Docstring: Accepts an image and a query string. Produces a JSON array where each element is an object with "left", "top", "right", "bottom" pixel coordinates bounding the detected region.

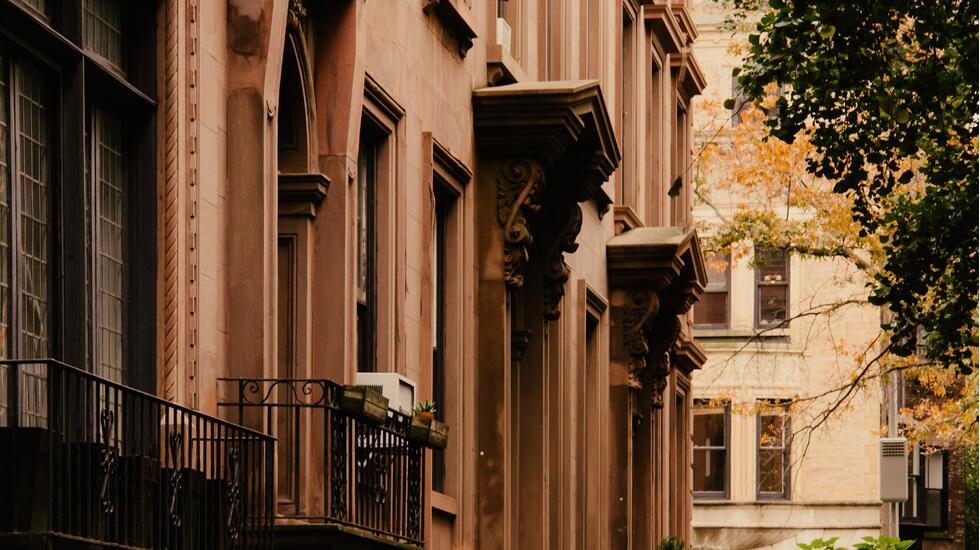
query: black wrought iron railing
[
  {"left": 0, "top": 359, "right": 275, "bottom": 549},
  {"left": 218, "top": 378, "right": 425, "bottom": 546}
]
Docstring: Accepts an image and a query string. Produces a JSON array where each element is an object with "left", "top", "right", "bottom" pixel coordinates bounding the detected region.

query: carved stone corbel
[
  {"left": 647, "top": 315, "right": 682, "bottom": 409},
  {"left": 542, "top": 201, "right": 583, "bottom": 320},
  {"left": 497, "top": 159, "right": 546, "bottom": 288},
  {"left": 623, "top": 290, "right": 660, "bottom": 391}
]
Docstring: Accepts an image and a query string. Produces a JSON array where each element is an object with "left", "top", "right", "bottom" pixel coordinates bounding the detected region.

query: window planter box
[
  {"left": 339, "top": 386, "right": 389, "bottom": 425},
  {"left": 408, "top": 414, "right": 449, "bottom": 450}
]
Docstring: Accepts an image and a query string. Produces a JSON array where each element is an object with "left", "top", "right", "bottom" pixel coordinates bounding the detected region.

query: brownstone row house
[{"left": 0, "top": 1, "right": 707, "bottom": 549}]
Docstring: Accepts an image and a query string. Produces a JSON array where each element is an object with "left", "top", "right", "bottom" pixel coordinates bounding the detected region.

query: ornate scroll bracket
[
  {"left": 648, "top": 315, "right": 682, "bottom": 409},
  {"left": 497, "top": 159, "right": 546, "bottom": 288},
  {"left": 623, "top": 290, "right": 660, "bottom": 391},
  {"left": 542, "top": 201, "right": 583, "bottom": 320}
]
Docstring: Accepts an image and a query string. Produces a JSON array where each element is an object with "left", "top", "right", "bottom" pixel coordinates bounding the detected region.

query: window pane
[
  {"left": 694, "top": 412, "right": 725, "bottom": 447},
  {"left": 0, "top": 56, "right": 9, "bottom": 360},
  {"left": 705, "top": 263, "right": 729, "bottom": 289},
  {"left": 83, "top": 0, "right": 124, "bottom": 69},
  {"left": 95, "top": 110, "right": 126, "bottom": 383},
  {"left": 694, "top": 449, "right": 726, "bottom": 493},
  {"left": 694, "top": 291, "right": 728, "bottom": 327},
  {"left": 17, "top": 61, "right": 50, "bottom": 360},
  {"left": 759, "top": 414, "right": 785, "bottom": 447},
  {"left": 758, "top": 449, "right": 784, "bottom": 493},
  {"left": 758, "top": 249, "right": 787, "bottom": 283},
  {"left": 758, "top": 285, "right": 787, "bottom": 327}
]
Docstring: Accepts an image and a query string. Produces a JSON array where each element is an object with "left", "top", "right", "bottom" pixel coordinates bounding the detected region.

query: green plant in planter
[
  {"left": 409, "top": 401, "right": 449, "bottom": 450},
  {"left": 657, "top": 536, "right": 684, "bottom": 550},
  {"left": 414, "top": 401, "right": 438, "bottom": 417}
]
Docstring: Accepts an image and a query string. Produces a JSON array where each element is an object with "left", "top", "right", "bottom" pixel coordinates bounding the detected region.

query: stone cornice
[
  {"left": 473, "top": 80, "right": 621, "bottom": 194},
  {"left": 671, "top": 1, "right": 699, "bottom": 44},
  {"left": 671, "top": 335, "right": 707, "bottom": 375},
  {"left": 643, "top": 3, "right": 684, "bottom": 55},
  {"left": 671, "top": 51, "right": 708, "bottom": 104},
  {"left": 607, "top": 226, "right": 698, "bottom": 290}
]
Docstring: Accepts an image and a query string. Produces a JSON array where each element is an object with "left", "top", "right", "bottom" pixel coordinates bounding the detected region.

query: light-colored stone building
[
  {"left": 689, "top": 2, "right": 883, "bottom": 550},
  {"left": 0, "top": 1, "right": 713, "bottom": 549}
]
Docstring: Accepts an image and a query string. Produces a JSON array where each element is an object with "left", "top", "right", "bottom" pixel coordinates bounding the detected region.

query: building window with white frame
[{"left": 694, "top": 254, "right": 730, "bottom": 329}]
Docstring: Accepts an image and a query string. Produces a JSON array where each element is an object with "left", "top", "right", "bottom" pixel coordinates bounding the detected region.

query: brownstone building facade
[{"left": 0, "top": 1, "right": 707, "bottom": 549}]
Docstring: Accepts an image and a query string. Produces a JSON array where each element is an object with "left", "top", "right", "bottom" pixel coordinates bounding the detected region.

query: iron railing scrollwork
[
  {"left": 219, "top": 377, "right": 425, "bottom": 547},
  {"left": 0, "top": 359, "right": 274, "bottom": 549}
]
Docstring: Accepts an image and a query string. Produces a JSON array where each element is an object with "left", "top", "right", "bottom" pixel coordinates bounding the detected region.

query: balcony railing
[
  {"left": 218, "top": 378, "right": 425, "bottom": 546},
  {"left": 0, "top": 359, "right": 274, "bottom": 549}
]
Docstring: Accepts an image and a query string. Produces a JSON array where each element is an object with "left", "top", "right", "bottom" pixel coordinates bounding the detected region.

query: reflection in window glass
[
  {"left": 756, "top": 248, "right": 789, "bottom": 329},
  {"left": 83, "top": 0, "right": 124, "bottom": 68},
  {"left": 758, "top": 406, "right": 790, "bottom": 499},
  {"left": 94, "top": 110, "right": 126, "bottom": 383},
  {"left": 694, "top": 405, "right": 728, "bottom": 497}
]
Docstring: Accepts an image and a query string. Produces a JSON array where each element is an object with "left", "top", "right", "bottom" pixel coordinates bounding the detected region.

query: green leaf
[
  {"left": 668, "top": 176, "right": 683, "bottom": 198},
  {"left": 818, "top": 24, "right": 836, "bottom": 39},
  {"left": 724, "top": 98, "right": 736, "bottom": 110}
]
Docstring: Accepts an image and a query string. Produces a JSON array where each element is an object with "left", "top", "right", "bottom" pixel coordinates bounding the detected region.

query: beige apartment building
[
  {"left": 688, "top": 3, "right": 883, "bottom": 550},
  {"left": 0, "top": 1, "right": 711, "bottom": 549}
]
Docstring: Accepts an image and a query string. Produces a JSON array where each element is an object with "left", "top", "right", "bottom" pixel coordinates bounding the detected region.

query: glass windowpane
[{"left": 83, "top": 0, "right": 125, "bottom": 69}]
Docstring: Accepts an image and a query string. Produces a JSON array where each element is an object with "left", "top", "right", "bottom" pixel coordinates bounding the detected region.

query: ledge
[
  {"left": 613, "top": 205, "right": 643, "bottom": 235},
  {"left": 473, "top": 79, "right": 621, "bottom": 196},
  {"left": 274, "top": 522, "right": 421, "bottom": 549},
  {"left": 486, "top": 44, "right": 526, "bottom": 86},
  {"left": 606, "top": 226, "right": 706, "bottom": 300},
  {"left": 671, "top": 51, "right": 707, "bottom": 104},
  {"left": 672, "top": 335, "right": 707, "bottom": 374},
  {"left": 422, "top": 0, "right": 478, "bottom": 57},
  {"left": 671, "top": 1, "right": 699, "bottom": 43},
  {"left": 279, "top": 172, "right": 330, "bottom": 218},
  {"left": 644, "top": 4, "right": 684, "bottom": 55}
]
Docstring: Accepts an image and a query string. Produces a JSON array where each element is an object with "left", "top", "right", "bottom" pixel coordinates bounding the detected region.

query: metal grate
[{"left": 881, "top": 438, "right": 907, "bottom": 457}]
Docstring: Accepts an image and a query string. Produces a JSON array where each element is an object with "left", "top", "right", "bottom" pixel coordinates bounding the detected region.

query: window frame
[
  {"left": 754, "top": 247, "right": 790, "bottom": 330},
  {"left": 0, "top": 0, "right": 158, "bottom": 391},
  {"left": 694, "top": 254, "right": 731, "bottom": 329},
  {"left": 756, "top": 402, "right": 791, "bottom": 501},
  {"left": 693, "top": 400, "right": 731, "bottom": 500}
]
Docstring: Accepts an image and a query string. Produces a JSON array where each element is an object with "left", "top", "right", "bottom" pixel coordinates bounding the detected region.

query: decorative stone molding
[
  {"left": 671, "top": 51, "right": 708, "bottom": 106},
  {"left": 671, "top": 335, "right": 707, "bottom": 376},
  {"left": 511, "top": 329, "right": 533, "bottom": 361},
  {"left": 541, "top": 201, "right": 583, "bottom": 319},
  {"left": 643, "top": 3, "right": 684, "bottom": 55},
  {"left": 647, "top": 315, "right": 682, "bottom": 409},
  {"left": 497, "top": 159, "right": 546, "bottom": 288},
  {"left": 475, "top": 80, "right": 621, "bottom": 319},
  {"left": 608, "top": 226, "right": 707, "bottom": 398},
  {"left": 422, "top": 0, "right": 478, "bottom": 57},
  {"left": 623, "top": 290, "right": 660, "bottom": 390},
  {"left": 278, "top": 173, "right": 330, "bottom": 219}
]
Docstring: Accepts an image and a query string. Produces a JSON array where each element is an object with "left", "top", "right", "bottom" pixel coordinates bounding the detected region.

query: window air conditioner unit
[
  {"left": 880, "top": 437, "right": 909, "bottom": 502},
  {"left": 354, "top": 372, "right": 417, "bottom": 415},
  {"left": 496, "top": 17, "right": 512, "bottom": 53}
]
